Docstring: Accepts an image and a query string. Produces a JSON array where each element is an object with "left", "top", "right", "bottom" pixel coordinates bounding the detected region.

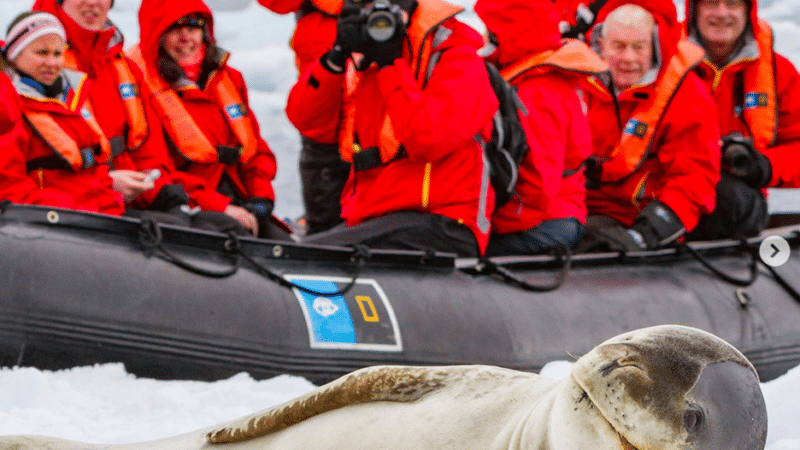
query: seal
[{"left": 0, "top": 325, "right": 767, "bottom": 450}]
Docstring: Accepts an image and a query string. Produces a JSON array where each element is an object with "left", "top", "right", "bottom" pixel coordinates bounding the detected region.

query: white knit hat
[{"left": 4, "top": 12, "right": 66, "bottom": 62}]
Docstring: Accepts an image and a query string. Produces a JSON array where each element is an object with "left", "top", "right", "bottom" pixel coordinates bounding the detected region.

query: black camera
[
  {"left": 721, "top": 132, "right": 755, "bottom": 178},
  {"left": 357, "top": 0, "right": 403, "bottom": 43}
]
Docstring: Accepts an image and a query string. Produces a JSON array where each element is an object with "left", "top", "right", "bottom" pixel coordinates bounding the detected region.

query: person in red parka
[
  {"left": 129, "top": 0, "right": 289, "bottom": 239},
  {"left": 576, "top": 0, "right": 721, "bottom": 252},
  {"left": 258, "top": 0, "right": 350, "bottom": 235},
  {"left": 32, "top": 0, "right": 195, "bottom": 218},
  {"left": 286, "top": 0, "right": 498, "bottom": 257},
  {"left": 474, "top": 0, "right": 607, "bottom": 255},
  {"left": 684, "top": 0, "right": 800, "bottom": 240},
  {"left": 0, "top": 12, "right": 125, "bottom": 215}
]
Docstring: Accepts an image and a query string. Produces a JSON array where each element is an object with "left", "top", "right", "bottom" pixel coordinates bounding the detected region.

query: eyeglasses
[{"left": 697, "top": 0, "right": 747, "bottom": 9}]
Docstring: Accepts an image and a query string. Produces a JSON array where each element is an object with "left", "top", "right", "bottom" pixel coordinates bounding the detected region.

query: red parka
[
  {"left": 0, "top": 70, "right": 125, "bottom": 215},
  {"left": 286, "top": 0, "right": 498, "bottom": 253},
  {"left": 582, "top": 0, "right": 720, "bottom": 231},
  {"left": 685, "top": 0, "right": 800, "bottom": 188},
  {"left": 132, "top": 0, "right": 278, "bottom": 213},
  {"left": 257, "top": 0, "right": 337, "bottom": 75},
  {"left": 475, "top": 0, "right": 605, "bottom": 234},
  {"left": 32, "top": 0, "right": 179, "bottom": 210}
]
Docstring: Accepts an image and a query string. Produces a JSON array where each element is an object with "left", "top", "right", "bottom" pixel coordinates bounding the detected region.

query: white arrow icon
[{"left": 759, "top": 236, "right": 790, "bottom": 267}]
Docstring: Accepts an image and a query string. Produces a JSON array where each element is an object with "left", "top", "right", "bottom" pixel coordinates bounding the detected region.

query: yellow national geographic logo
[{"left": 356, "top": 296, "right": 380, "bottom": 322}]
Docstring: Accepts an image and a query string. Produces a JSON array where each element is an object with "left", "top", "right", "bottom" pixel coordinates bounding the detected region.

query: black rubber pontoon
[{"left": 2, "top": 203, "right": 800, "bottom": 383}]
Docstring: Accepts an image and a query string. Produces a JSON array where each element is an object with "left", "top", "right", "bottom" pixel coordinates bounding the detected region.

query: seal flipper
[{"left": 206, "top": 366, "right": 450, "bottom": 444}]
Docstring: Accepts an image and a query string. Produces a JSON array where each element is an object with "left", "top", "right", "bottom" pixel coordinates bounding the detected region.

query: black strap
[
  {"left": 109, "top": 136, "right": 126, "bottom": 158},
  {"left": 679, "top": 239, "right": 758, "bottom": 287},
  {"left": 138, "top": 219, "right": 242, "bottom": 278},
  {"left": 216, "top": 145, "right": 242, "bottom": 165},
  {"left": 352, "top": 145, "right": 408, "bottom": 172},
  {"left": 235, "top": 243, "right": 370, "bottom": 297},
  {"left": 476, "top": 246, "right": 571, "bottom": 292}
]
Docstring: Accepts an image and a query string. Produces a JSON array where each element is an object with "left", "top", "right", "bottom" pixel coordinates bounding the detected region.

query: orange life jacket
[
  {"left": 24, "top": 106, "right": 112, "bottom": 171},
  {"left": 338, "top": 0, "right": 464, "bottom": 171},
  {"left": 127, "top": 46, "right": 259, "bottom": 165},
  {"left": 739, "top": 19, "right": 778, "bottom": 149},
  {"left": 499, "top": 39, "right": 608, "bottom": 82},
  {"left": 63, "top": 49, "right": 148, "bottom": 152},
  {"left": 592, "top": 39, "right": 705, "bottom": 184}
]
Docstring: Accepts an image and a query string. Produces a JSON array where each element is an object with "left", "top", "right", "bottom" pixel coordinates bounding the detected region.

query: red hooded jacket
[
  {"left": 0, "top": 70, "right": 125, "bottom": 215},
  {"left": 685, "top": 0, "right": 800, "bottom": 188},
  {"left": 32, "top": 0, "right": 180, "bottom": 210},
  {"left": 286, "top": 0, "right": 498, "bottom": 253},
  {"left": 475, "top": 0, "right": 606, "bottom": 234},
  {"left": 582, "top": 0, "right": 720, "bottom": 231},
  {"left": 131, "top": 0, "right": 278, "bottom": 213},
  {"left": 258, "top": 0, "right": 337, "bottom": 75}
]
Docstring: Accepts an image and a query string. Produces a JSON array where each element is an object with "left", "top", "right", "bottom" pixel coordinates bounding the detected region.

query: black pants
[
  {"left": 299, "top": 137, "right": 351, "bottom": 235},
  {"left": 302, "top": 211, "right": 480, "bottom": 257},
  {"left": 688, "top": 174, "right": 768, "bottom": 241}
]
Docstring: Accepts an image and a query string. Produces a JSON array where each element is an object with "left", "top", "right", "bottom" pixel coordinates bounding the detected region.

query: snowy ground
[{"left": 1, "top": 0, "right": 800, "bottom": 447}]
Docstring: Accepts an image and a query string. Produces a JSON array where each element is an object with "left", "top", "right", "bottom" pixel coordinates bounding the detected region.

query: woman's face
[
  {"left": 61, "top": 0, "right": 113, "bottom": 31},
  {"left": 12, "top": 34, "right": 65, "bottom": 86},
  {"left": 162, "top": 26, "right": 204, "bottom": 64}
]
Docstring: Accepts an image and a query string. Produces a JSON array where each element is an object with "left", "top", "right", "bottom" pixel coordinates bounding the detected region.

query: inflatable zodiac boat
[{"left": 2, "top": 202, "right": 800, "bottom": 383}]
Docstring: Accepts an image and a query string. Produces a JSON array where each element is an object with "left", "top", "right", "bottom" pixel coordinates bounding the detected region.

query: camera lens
[{"left": 366, "top": 10, "right": 397, "bottom": 42}]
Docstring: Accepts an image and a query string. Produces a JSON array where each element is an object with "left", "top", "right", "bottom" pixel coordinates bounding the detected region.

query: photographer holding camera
[
  {"left": 684, "top": 0, "right": 800, "bottom": 240},
  {"left": 286, "top": 0, "right": 499, "bottom": 256}
]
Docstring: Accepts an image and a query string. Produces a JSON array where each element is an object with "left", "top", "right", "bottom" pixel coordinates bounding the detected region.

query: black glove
[
  {"left": 721, "top": 132, "right": 772, "bottom": 189},
  {"left": 361, "top": 4, "right": 406, "bottom": 68},
  {"left": 244, "top": 197, "right": 274, "bottom": 237},
  {"left": 149, "top": 184, "right": 190, "bottom": 212},
  {"left": 324, "top": 3, "right": 366, "bottom": 73},
  {"left": 629, "top": 199, "right": 685, "bottom": 249},
  {"left": 589, "top": 225, "right": 648, "bottom": 252}
]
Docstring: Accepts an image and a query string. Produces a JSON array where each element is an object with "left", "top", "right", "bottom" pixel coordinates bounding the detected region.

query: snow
[{"left": 1, "top": 0, "right": 800, "bottom": 447}]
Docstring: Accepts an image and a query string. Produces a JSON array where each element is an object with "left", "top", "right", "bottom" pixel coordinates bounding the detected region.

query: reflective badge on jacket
[
  {"left": 623, "top": 119, "right": 648, "bottom": 139},
  {"left": 119, "top": 83, "right": 137, "bottom": 100},
  {"left": 226, "top": 103, "right": 248, "bottom": 120},
  {"left": 744, "top": 92, "right": 769, "bottom": 109}
]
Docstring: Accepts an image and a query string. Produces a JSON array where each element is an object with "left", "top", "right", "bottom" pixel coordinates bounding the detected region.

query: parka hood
[
  {"left": 137, "top": 0, "right": 215, "bottom": 69},
  {"left": 591, "top": 0, "right": 680, "bottom": 67},
  {"left": 474, "top": 0, "right": 561, "bottom": 67},
  {"left": 32, "top": 0, "right": 124, "bottom": 59}
]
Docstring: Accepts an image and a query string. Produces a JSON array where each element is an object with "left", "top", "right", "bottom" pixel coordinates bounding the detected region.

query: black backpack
[{"left": 482, "top": 61, "right": 530, "bottom": 210}]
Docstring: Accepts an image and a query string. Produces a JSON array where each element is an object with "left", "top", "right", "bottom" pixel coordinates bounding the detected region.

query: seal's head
[{"left": 571, "top": 325, "right": 767, "bottom": 450}]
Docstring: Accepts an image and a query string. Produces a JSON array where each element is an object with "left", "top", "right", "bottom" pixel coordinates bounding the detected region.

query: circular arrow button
[{"left": 759, "top": 236, "right": 790, "bottom": 267}]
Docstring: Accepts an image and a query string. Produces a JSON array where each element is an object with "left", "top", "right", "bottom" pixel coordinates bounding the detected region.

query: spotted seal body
[{"left": 0, "top": 325, "right": 767, "bottom": 450}]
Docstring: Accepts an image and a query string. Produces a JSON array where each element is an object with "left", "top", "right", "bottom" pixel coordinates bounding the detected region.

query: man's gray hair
[{"left": 601, "top": 3, "right": 655, "bottom": 37}]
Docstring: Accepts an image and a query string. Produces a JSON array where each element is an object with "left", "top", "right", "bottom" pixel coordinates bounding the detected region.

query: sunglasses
[{"left": 172, "top": 15, "right": 206, "bottom": 29}]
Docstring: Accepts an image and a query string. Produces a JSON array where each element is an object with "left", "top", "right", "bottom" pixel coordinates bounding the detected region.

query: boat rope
[
  {"left": 476, "top": 246, "right": 571, "bottom": 292},
  {"left": 679, "top": 239, "right": 758, "bottom": 287},
  {"left": 762, "top": 263, "right": 800, "bottom": 304},
  {"left": 234, "top": 244, "right": 370, "bottom": 297},
  {"left": 137, "top": 219, "right": 242, "bottom": 278}
]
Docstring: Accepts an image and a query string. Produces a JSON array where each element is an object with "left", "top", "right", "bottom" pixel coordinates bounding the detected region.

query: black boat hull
[{"left": 2, "top": 204, "right": 800, "bottom": 383}]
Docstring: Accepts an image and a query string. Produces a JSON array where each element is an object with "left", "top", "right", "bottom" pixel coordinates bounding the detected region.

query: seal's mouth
[
  {"left": 619, "top": 433, "right": 640, "bottom": 450},
  {"left": 572, "top": 377, "right": 642, "bottom": 450}
]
